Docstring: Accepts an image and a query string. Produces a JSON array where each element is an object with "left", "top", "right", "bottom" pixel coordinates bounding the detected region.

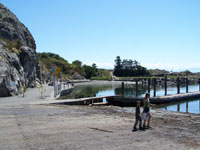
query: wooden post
[
  {"left": 153, "top": 78, "right": 156, "bottom": 97},
  {"left": 136, "top": 79, "right": 138, "bottom": 97},
  {"left": 177, "top": 104, "right": 180, "bottom": 112},
  {"left": 177, "top": 77, "right": 180, "bottom": 94},
  {"left": 199, "top": 100, "right": 200, "bottom": 112},
  {"left": 186, "top": 102, "right": 188, "bottom": 113},
  {"left": 199, "top": 78, "right": 200, "bottom": 91},
  {"left": 186, "top": 78, "right": 189, "bottom": 93},
  {"left": 121, "top": 82, "right": 124, "bottom": 97},
  {"left": 164, "top": 76, "right": 167, "bottom": 96},
  {"left": 148, "top": 78, "right": 151, "bottom": 94}
]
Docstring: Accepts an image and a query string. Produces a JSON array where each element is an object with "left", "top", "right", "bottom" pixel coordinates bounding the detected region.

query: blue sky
[{"left": 1, "top": 0, "right": 200, "bottom": 71}]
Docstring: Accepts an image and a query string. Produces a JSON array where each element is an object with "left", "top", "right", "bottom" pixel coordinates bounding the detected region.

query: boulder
[{"left": 0, "top": 3, "right": 40, "bottom": 97}]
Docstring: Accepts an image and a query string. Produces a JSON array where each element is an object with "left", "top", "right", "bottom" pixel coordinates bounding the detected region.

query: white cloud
[
  {"left": 144, "top": 62, "right": 200, "bottom": 72},
  {"left": 84, "top": 61, "right": 200, "bottom": 72}
]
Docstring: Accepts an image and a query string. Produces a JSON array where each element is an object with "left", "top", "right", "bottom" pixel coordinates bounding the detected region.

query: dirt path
[{"left": 0, "top": 103, "right": 199, "bottom": 150}]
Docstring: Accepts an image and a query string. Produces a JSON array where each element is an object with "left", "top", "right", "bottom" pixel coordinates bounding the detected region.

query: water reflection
[
  {"left": 62, "top": 81, "right": 199, "bottom": 99},
  {"left": 115, "top": 85, "right": 146, "bottom": 97},
  {"left": 61, "top": 83, "right": 121, "bottom": 99},
  {"left": 158, "top": 99, "right": 200, "bottom": 114},
  {"left": 61, "top": 81, "right": 200, "bottom": 114}
]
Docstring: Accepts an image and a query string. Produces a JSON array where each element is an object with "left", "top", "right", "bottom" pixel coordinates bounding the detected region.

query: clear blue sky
[{"left": 1, "top": 0, "right": 200, "bottom": 71}]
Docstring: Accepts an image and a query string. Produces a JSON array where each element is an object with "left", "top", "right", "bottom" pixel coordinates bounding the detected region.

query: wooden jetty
[
  {"left": 53, "top": 76, "right": 200, "bottom": 107},
  {"left": 106, "top": 92, "right": 200, "bottom": 107},
  {"left": 127, "top": 77, "right": 200, "bottom": 97},
  {"left": 50, "top": 91, "right": 200, "bottom": 107},
  {"left": 51, "top": 95, "right": 121, "bottom": 105}
]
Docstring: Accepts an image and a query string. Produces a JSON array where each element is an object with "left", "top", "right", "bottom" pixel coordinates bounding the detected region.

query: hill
[{"left": 37, "top": 52, "right": 112, "bottom": 80}]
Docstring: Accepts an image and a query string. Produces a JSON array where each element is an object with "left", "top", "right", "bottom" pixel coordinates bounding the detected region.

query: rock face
[{"left": 0, "top": 3, "right": 40, "bottom": 97}]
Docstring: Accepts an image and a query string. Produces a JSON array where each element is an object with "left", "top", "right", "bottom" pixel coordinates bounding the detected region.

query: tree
[
  {"left": 72, "top": 60, "right": 82, "bottom": 68},
  {"left": 113, "top": 56, "right": 149, "bottom": 77},
  {"left": 92, "top": 63, "right": 97, "bottom": 69},
  {"left": 184, "top": 70, "right": 191, "bottom": 76},
  {"left": 83, "top": 65, "right": 98, "bottom": 79},
  {"left": 133, "top": 60, "right": 139, "bottom": 67},
  {"left": 114, "top": 56, "right": 122, "bottom": 76}
]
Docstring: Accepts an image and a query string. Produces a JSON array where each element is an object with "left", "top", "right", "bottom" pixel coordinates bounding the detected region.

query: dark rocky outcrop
[{"left": 0, "top": 3, "right": 40, "bottom": 97}]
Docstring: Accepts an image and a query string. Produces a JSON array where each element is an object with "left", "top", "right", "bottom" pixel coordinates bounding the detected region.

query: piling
[
  {"left": 177, "top": 77, "right": 180, "bottom": 94},
  {"left": 186, "top": 102, "right": 188, "bottom": 113},
  {"left": 153, "top": 78, "right": 156, "bottom": 97},
  {"left": 199, "top": 78, "right": 200, "bottom": 91},
  {"left": 164, "top": 76, "right": 167, "bottom": 96},
  {"left": 136, "top": 79, "right": 138, "bottom": 97},
  {"left": 199, "top": 100, "right": 200, "bottom": 110},
  {"left": 177, "top": 104, "right": 180, "bottom": 112},
  {"left": 186, "top": 78, "right": 189, "bottom": 93},
  {"left": 148, "top": 78, "right": 151, "bottom": 94},
  {"left": 121, "top": 82, "right": 124, "bottom": 97}
]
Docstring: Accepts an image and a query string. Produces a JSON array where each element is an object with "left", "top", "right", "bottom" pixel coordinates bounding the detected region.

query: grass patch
[
  {"left": 91, "top": 76, "right": 112, "bottom": 81},
  {"left": 0, "top": 38, "right": 22, "bottom": 54}
]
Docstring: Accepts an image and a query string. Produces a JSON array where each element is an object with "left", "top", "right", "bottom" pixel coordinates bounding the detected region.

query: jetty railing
[{"left": 54, "top": 81, "right": 74, "bottom": 97}]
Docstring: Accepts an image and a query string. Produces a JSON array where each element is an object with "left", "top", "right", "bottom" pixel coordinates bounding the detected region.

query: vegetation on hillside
[
  {"left": 0, "top": 38, "right": 22, "bottom": 54},
  {"left": 37, "top": 52, "right": 112, "bottom": 80},
  {"left": 38, "top": 53, "right": 198, "bottom": 81},
  {"left": 0, "top": 13, "right": 2, "bottom": 21},
  {"left": 113, "top": 56, "right": 198, "bottom": 78},
  {"left": 148, "top": 69, "right": 170, "bottom": 76}
]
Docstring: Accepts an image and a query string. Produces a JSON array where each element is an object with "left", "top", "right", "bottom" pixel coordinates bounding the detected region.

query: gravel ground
[
  {"left": 0, "top": 85, "right": 200, "bottom": 150},
  {"left": 0, "top": 104, "right": 200, "bottom": 150}
]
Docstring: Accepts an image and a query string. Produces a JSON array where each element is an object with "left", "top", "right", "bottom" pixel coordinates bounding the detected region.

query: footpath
[{"left": 0, "top": 84, "right": 54, "bottom": 106}]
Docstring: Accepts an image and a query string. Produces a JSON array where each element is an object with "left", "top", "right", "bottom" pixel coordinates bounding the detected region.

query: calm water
[
  {"left": 63, "top": 81, "right": 200, "bottom": 114},
  {"left": 159, "top": 100, "right": 200, "bottom": 114}
]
